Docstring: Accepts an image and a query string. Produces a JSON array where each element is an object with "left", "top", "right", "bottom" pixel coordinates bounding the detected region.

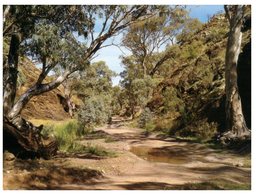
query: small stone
[
  {"left": 233, "top": 161, "right": 244, "bottom": 167},
  {"left": 235, "top": 162, "right": 244, "bottom": 167},
  {"left": 4, "top": 151, "right": 15, "bottom": 161}
]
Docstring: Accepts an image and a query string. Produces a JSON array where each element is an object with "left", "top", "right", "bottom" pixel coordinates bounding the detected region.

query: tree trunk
[
  {"left": 224, "top": 5, "right": 250, "bottom": 138},
  {"left": 8, "top": 71, "right": 71, "bottom": 119},
  {"left": 3, "top": 33, "right": 21, "bottom": 114},
  {"left": 3, "top": 32, "right": 59, "bottom": 159},
  {"left": 142, "top": 57, "right": 147, "bottom": 77},
  {"left": 3, "top": 116, "right": 58, "bottom": 159},
  {"left": 4, "top": 68, "right": 69, "bottom": 159}
]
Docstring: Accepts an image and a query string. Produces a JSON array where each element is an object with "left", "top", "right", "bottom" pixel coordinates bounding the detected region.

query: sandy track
[{"left": 3, "top": 122, "right": 251, "bottom": 190}]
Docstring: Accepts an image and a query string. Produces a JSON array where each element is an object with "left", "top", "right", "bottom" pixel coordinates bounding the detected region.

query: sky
[{"left": 91, "top": 5, "right": 224, "bottom": 86}]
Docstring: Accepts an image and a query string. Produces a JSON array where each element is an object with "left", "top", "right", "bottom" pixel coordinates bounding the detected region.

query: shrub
[
  {"left": 181, "top": 40, "right": 204, "bottom": 60},
  {"left": 138, "top": 107, "right": 153, "bottom": 128},
  {"left": 177, "top": 120, "right": 218, "bottom": 142},
  {"left": 205, "top": 28, "right": 228, "bottom": 43},
  {"left": 42, "top": 120, "right": 84, "bottom": 152},
  {"left": 42, "top": 121, "right": 116, "bottom": 156},
  {"left": 84, "top": 143, "right": 116, "bottom": 157},
  {"left": 53, "top": 121, "right": 81, "bottom": 152},
  {"left": 145, "top": 121, "right": 155, "bottom": 131},
  {"left": 78, "top": 95, "right": 111, "bottom": 133},
  {"left": 162, "top": 86, "right": 185, "bottom": 114}
]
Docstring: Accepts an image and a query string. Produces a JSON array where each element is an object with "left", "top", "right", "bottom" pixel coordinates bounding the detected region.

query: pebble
[{"left": 234, "top": 162, "right": 244, "bottom": 167}]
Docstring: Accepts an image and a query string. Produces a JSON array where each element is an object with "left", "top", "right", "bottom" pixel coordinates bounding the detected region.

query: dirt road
[{"left": 3, "top": 119, "right": 251, "bottom": 190}]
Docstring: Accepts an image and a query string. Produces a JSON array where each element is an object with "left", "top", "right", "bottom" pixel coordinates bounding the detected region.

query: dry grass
[{"left": 29, "top": 119, "right": 75, "bottom": 126}]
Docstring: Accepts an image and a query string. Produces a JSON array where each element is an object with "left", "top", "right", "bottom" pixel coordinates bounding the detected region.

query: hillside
[
  {"left": 147, "top": 14, "right": 251, "bottom": 136},
  {"left": 16, "top": 57, "right": 71, "bottom": 120}
]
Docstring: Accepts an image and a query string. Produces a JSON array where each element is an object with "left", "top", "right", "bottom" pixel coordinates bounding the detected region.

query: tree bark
[
  {"left": 224, "top": 5, "right": 250, "bottom": 137},
  {"left": 3, "top": 33, "right": 21, "bottom": 114},
  {"left": 4, "top": 116, "right": 58, "bottom": 159}
]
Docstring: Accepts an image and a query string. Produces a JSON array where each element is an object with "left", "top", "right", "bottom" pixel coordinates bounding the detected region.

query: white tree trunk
[
  {"left": 8, "top": 71, "right": 70, "bottom": 119},
  {"left": 224, "top": 5, "right": 250, "bottom": 136}
]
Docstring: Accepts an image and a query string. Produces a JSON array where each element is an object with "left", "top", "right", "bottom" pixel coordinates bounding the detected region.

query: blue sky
[
  {"left": 188, "top": 5, "right": 224, "bottom": 22},
  {"left": 92, "top": 5, "right": 225, "bottom": 86}
]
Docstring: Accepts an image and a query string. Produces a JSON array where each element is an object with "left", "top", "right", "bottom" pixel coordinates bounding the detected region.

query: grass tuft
[{"left": 41, "top": 120, "right": 116, "bottom": 156}]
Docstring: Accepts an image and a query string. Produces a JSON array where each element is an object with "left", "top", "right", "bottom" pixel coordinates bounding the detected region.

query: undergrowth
[{"left": 41, "top": 120, "right": 115, "bottom": 156}]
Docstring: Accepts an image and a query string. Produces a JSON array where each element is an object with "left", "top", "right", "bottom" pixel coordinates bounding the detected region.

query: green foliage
[
  {"left": 78, "top": 95, "right": 111, "bottom": 132},
  {"left": 72, "top": 61, "right": 115, "bottom": 132},
  {"left": 110, "top": 86, "right": 123, "bottom": 115},
  {"left": 52, "top": 121, "right": 81, "bottom": 152},
  {"left": 78, "top": 61, "right": 116, "bottom": 95},
  {"left": 123, "top": 6, "right": 187, "bottom": 64},
  {"left": 131, "top": 76, "right": 155, "bottom": 107},
  {"left": 154, "top": 118, "right": 181, "bottom": 133},
  {"left": 176, "top": 18, "right": 203, "bottom": 43},
  {"left": 161, "top": 87, "right": 184, "bottom": 114},
  {"left": 84, "top": 143, "right": 116, "bottom": 157},
  {"left": 138, "top": 107, "right": 153, "bottom": 128},
  {"left": 42, "top": 120, "right": 84, "bottom": 152},
  {"left": 41, "top": 121, "right": 115, "bottom": 156},
  {"left": 181, "top": 40, "right": 204, "bottom": 60},
  {"left": 144, "top": 121, "right": 156, "bottom": 132},
  {"left": 205, "top": 27, "right": 228, "bottom": 43},
  {"left": 120, "top": 72, "right": 157, "bottom": 117}
]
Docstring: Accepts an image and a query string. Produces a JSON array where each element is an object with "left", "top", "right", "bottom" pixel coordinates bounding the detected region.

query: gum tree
[
  {"left": 3, "top": 5, "right": 160, "bottom": 157},
  {"left": 222, "top": 5, "right": 251, "bottom": 141}
]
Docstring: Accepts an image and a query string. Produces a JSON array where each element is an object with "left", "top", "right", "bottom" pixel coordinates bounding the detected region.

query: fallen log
[{"left": 3, "top": 116, "right": 58, "bottom": 159}]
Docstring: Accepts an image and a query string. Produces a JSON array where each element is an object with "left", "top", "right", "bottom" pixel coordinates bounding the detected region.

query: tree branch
[
  {"left": 3, "top": 5, "right": 11, "bottom": 25},
  {"left": 224, "top": 5, "right": 231, "bottom": 24}
]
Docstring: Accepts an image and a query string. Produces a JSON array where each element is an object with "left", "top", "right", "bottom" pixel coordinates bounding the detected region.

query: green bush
[
  {"left": 42, "top": 120, "right": 85, "bottom": 152},
  {"left": 205, "top": 28, "right": 228, "bottom": 43},
  {"left": 162, "top": 87, "right": 185, "bottom": 114},
  {"left": 84, "top": 143, "right": 116, "bottom": 157},
  {"left": 42, "top": 121, "right": 116, "bottom": 156},
  {"left": 138, "top": 107, "right": 153, "bottom": 128},
  {"left": 145, "top": 121, "right": 155, "bottom": 131},
  {"left": 181, "top": 40, "right": 204, "bottom": 60},
  {"left": 54, "top": 121, "right": 83, "bottom": 152},
  {"left": 78, "top": 95, "right": 111, "bottom": 133}
]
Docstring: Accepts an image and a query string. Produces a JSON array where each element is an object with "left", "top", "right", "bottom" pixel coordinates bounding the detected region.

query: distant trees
[
  {"left": 76, "top": 61, "right": 115, "bottom": 132},
  {"left": 176, "top": 18, "right": 203, "bottom": 43},
  {"left": 122, "top": 6, "right": 188, "bottom": 78},
  {"left": 119, "top": 6, "right": 194, "bottom": 118},
  {"left": 223, "top": 5, "right": 251, "bottom": 140}
]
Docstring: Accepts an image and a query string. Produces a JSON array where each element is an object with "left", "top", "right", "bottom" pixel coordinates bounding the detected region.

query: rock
[{"left": 4, "top": 151, "right": 15, "bottom": 161}]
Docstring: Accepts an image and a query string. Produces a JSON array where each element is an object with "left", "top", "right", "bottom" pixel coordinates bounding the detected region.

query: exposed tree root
[
  {"left": 220, "top": 130, "right": 251, "bottom": 153},
  {"left": 3, "top": 116, "right": 58, "bottom": 159}
]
